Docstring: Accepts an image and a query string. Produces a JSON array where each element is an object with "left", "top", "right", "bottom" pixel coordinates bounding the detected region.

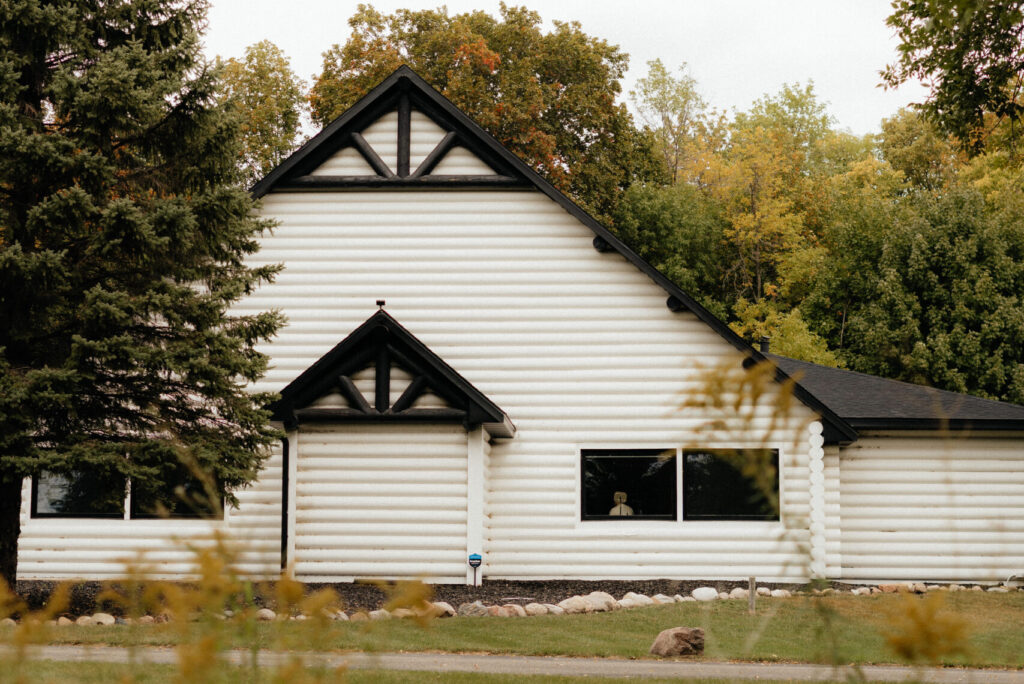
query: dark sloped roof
[
  {"left": 252, "top": 66, "right": 858, "bottom": 444},
  {"left": 270, "top": 310, "right": 515, "bottom": 438},
  {"left": 766, "top": 353, "right": 1024, "bottom": 430}
]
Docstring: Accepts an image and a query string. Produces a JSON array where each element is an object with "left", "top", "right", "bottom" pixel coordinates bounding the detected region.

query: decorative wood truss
[{"left": 270, "top": 310, "right": 514, "bottom": 437}]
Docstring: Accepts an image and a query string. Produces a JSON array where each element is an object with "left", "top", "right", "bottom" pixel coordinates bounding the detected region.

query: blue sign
[{"left": 468, "top": 553, "right": 482, "bottom": 568}]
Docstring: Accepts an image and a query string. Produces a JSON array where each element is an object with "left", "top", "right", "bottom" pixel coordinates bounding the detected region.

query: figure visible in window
[{"left": 609, "top": 491, "right": 634, "bottom": 516}]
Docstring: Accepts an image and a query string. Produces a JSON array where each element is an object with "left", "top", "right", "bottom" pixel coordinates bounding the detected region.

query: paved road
[{"left": 9, "top": 645, "right": 1024, "bottom": 682}]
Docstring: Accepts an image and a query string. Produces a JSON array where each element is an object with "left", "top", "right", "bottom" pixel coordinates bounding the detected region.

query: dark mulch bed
[{"left": 18, "top": 578, "right": 832, "bottom": 615}]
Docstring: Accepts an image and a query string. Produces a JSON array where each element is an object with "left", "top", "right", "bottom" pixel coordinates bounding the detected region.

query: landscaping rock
[
  {"left": 926, "top": 585, "right": 944, "bottom": 592},
  {"left": 585, "top": 591, "right": 618, "bottom": 612},
  {"left": 333, "top": 611, "right": 349, "bottom": 621},
  {"left": 651, "top": 593, "right": 674, "bottom": 604},
  {"left": 851, "top": 587, "right": 871, "bottom": 596},
  {"left": 558, "top": 596, "right": 593, "bottom": 614},
  {"left": 947, "top": 584, "right": 964, "bottom": 592},
  {"left": 718, "top": 592, "right": 730, "bottom": 600},
  {"left": 617, "top": 598, "right": 639, "bottom": 609},
  {"left": 0, "top": 618, "right": 15, "bottom": 628},
  {"left": 673, "top": 594, "right": 686, "bottom": 602},
  {"left": 878, "top": 584, "right": 900, "bottom": 593},
  {"left": 544, "top": 604, "right": 564, "bottom": 615},
  {"left": 75, "top": 615, "right": 94, "bottom": 626},
  {"left": 57, "top": 616, "right": 73, "bottom": 626},
  {"left": 691, "top": 587, "right": 718, "bottom": 602},
  {"left": 770, "top": 589, "right": 791, "bottom": 598},
  {"left": 432, "top": 601, "right": 456, "bottom": 618},
  {"left": 349, "top": 612, "right": 369, "bottom": 622},
  {"left": 138, "top": 615, "right": 155, "bottom": 625},
  {"left": 391, "top": 608, "right": 416, "bottom": 619},
  {"left": 503, "top": 604, "right": 527, "bottom": 617},
  {"left": 729, "top": 588, "right": 749, "bottom": 600},
  {"left": 680, "top": 596, "right": 697, "bottom": 602},
  {"left": 649, "top": 627, "right": 705, "bottom": 657},
  {"left": 622, "top": 592, "right": 654, "bottom": 606},
  {"left": 971, "top": 585, "right": 983, "bottom": 591},
  {"left": 987, "top": 587, "right": 1009, "bottom": 593},
  {"left": 524, "top": 603, "right": 548, "bottom": 616},
  {"left": 369, "top": 609, "right": 391, "bottom": 620},
  {"left": 458, "top": 601, "right": 489, "bottom": 618},
  {"left": 911, "top": 583, "right": 927, "bottom": 594},
  {"left": 756, "top": 587, "right": 771, "bottom": 597},
  {"left": 487, "top": 605, "right": 504, "bottom": 617},
  {"left": 256, "top": 608, "right": 276, "bottom": 622}
]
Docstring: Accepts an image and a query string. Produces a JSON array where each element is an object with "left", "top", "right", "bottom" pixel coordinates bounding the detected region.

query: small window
[
  {"left": 129, "top": 467, "right": 223, "bottom": 519},
  {"left": 581, "top": 449, "right": 676, "bottom": 520},
  {"left": 683, "top": 449, "right": 779, "bottom": 521},
  {"left": 31, "top": 470, "right": 126, "bottom": 519}
]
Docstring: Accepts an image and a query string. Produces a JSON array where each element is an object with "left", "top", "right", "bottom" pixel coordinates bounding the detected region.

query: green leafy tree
[
  {"left": 880, "top": 108, "right": 963, "bottom": 190},
  {"left": 0, "top": 0, "right": 284, "bottom": 585},
  {"left": 630, "top": 59, "right": 707, "bottom": 184},
  {"left": 611, "top": 182, "right": 732, "bottom": 319},
  {"left": 807, "top": 184, "right": 1024, "bottom": 402},
  {"left": 308, "top": 4, "right": 665, "bottom": 221},
  {"left": 883, "top": 0, "right": 1024, "bottom": 154},
  {"left": 220, "top": 40, "right": 307, "bottom": 186}
]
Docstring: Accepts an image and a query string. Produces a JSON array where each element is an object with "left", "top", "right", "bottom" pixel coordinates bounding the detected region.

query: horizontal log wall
[
  {"left": 251, "top": 188, "right": 818, "bottom": 582},
  {"left": 838, "top": 432, "right": 1024, "bottom": 582},
  {"left": 293, "top": 423, "right": 468, "bottom": 583},
  {"left": 17, "top": 445, "right": 283, "bottom": 580}
]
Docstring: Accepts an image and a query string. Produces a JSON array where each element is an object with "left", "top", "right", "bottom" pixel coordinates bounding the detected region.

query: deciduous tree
[
  {"left": 883, "top": 0, "right": 1024, "bottom": 154},
  {"left": 220, "top": 40, "right": 307, "bottom": 186}
]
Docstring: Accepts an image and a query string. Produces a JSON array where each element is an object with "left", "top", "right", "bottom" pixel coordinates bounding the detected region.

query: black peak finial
[
  {"left": 759, "top": 336, "right": 770, "bottom": 353},
  {"left": 377, "top": 299, "right": 386, "bottom": 310}
]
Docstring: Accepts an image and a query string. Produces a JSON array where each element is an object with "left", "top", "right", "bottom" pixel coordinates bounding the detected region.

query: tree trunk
[{"left": 0, "top": 474, "right": 22, "bottom": 588}]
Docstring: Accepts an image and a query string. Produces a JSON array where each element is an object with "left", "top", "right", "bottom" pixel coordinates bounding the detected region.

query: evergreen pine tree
[{"left": 0, "top": 0, "right": 284, "bottom": 585}]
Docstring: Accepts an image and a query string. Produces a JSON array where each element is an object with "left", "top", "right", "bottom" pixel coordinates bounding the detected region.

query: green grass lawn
[{"left": 18, "top": 591, "right": 1024, "bottom": 669}]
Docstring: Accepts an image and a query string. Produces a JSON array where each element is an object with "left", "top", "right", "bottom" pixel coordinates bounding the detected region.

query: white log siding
[
  {"left": 245, "top": 181, "right": 821, "bottom": 582},
  {"left": 16, "top": 444, "right": 283, "bottom": 580},
  {"left": 837, "top": 432, "right": 1024, "bottom": 582},
  {"left": 293, "top": 423, "right": 469, "bottom": 583}
]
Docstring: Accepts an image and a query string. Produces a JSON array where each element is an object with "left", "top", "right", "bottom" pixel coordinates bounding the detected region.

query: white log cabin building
[{"left": 18, "top": 67, "right": 1024, "bottom": 586}]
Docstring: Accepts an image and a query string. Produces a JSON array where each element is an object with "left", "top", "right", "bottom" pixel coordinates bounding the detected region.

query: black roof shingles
[{"left": 767, "top": 353, "right": 1024, "bottom": 431}]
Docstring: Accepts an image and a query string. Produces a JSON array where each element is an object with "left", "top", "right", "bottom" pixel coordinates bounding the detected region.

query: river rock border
[{"left": 3, "top": 582, "right": 1018, "bottom": 626}]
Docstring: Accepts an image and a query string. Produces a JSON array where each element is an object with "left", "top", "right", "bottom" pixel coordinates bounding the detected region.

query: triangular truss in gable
[
  {"left": 255, "top": 69, "right": 530, "bottom": 191},
  {"left": 270, "top": 310, "right": 515, "bottom": 437}
]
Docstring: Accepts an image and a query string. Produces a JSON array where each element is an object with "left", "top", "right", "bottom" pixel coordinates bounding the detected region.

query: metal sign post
[{"left": 468, "top": 553, "right": 482, "bottom": 586}]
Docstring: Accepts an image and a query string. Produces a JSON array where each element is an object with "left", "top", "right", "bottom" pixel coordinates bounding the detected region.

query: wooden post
[{"left": 748, "top": 576, "right": 756, "bottom": 614}]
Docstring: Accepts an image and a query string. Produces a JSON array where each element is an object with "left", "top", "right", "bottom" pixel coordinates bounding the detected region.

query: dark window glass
[
  {"left": 31, "top": 470, "right": 125, "bottom": 518},
  {"left": 130, "top": 467, "right": 223, "bottom": 519},
  {"left": 581, "top": 449, "right": 676, "bottom": 520},
  {"left": 683, "top": 449, "right": 779, "bottom": 521}
]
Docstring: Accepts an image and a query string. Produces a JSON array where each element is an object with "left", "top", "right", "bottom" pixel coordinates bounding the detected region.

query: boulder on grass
[
  {"left": 649, "top": 627, "right": 705, "bottom": 657},
  {"left": 622, "top": 592, "right": 655, "bottom": 606},
  {"left": 92, "top": 613, "right": 116, "bottom": 626},
  {"left": 504, "top": 604, "right": 527, "bottom": 617},
  {"left": 557, "top": 596, "right": 592, "bottom": 614},
  {"left": 691, "top": 587, "right": 718, "bottom": 602},
  {"left": 544, "top": 604, "right": 564, "bottom": 615},
  {"left": 458, "top": 601, "right": 489, "bottom": 617},
  {"left": 255, "top": 608, "right": 276, "bottom": 622},
  {"left": 431, "top": 602, "right": 457, "bottom": 618},
  {"left": 584, "top": 591, "right": 618, "bottom": 612},
  {"left": 524, "top": 603, "right": 548, "bottom": 616},
  {"left": 651, "top": 594, "right": 674, "bottom": 604}
]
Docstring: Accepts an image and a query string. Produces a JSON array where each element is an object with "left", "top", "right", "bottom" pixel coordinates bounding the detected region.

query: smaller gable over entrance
[{"left": 270, "top": 309, "right": 515, "bottom": 438}]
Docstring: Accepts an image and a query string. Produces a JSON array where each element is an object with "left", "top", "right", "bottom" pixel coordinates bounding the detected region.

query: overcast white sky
[{"left": 203, "top": 0, "right": 930, "bottom": 136}]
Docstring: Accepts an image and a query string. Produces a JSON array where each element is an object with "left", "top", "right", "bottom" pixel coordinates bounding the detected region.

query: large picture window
[
  {"left": 683, "top": 449, "right": 779, "bottom": 521},
  {"left": 32, "top": 469, "right": 222, "bottom": 520},
  {"left": 581, "top": 449, "right": 677, "bottom": 520},
  {"left": 31, "top": 470, "right": 126, "bottom": 519},
  {"left": 580, "top": 447, "right": 780, "bottom": 523}
]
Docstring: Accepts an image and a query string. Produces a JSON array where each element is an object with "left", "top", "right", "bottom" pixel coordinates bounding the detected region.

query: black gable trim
[
  {"left": 253, "top": 66, "right": 856, "bottom": 444},
  {"left": 270, "top": 310, "right": 514, "bottom": 437}
]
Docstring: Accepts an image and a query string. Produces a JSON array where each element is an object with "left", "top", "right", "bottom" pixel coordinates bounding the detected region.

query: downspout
[{"left": 279, "top": 436, "right": 289, "bottom": 571}]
